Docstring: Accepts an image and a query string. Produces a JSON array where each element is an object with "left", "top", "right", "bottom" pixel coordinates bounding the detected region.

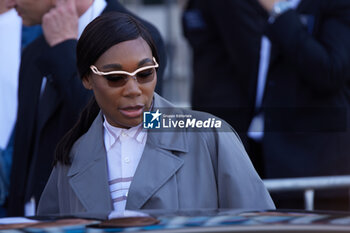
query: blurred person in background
[
  {"left": 0, "top": 0, "right": 41, "bottom": 217},
  {"left": 252, "top": 0, "right": 350, "bottom": 210},
  {"left": 182, "top": 0, "right": 267, "bottom": 175},
  {"left": 183, "top": 0, "right": 350, "bottom": 211},
  {"left": 0, "top": 0, "right": 21, "bottom": 217},
  {"left": 6, "top": 0, "right": 167, "bottom": 216}
]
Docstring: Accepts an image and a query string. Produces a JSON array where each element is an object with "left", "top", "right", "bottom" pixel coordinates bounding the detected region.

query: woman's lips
[{"left": 119, "top": 105, "right": 144, "bottom": 118}]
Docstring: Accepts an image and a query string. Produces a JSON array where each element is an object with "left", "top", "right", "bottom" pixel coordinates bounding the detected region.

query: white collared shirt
[
  {"left": 0, "top": 9, "right": 21, "bottom": 149},
  {"left": 103, "top": 116, "right": 147, "bottom": 212},
  {"left": 78, "top": 0, "right": 107, "bottom": 38},
  {"left": 248, "top": 0, "right": 301, "bottom": 140}
]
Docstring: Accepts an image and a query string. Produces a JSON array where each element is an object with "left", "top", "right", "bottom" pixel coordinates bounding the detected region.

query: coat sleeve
[
  {"left": 37, "top": 166, "right": 60, "bottom": 215},
  {"left": 215, "top": 128, "right": 275, "bottom": 210},
  {"left": 265, "top": 4, "right": 350, "bottom": 94}
]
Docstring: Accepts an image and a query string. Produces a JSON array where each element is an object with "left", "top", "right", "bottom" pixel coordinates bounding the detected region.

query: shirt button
[
  {"left": 124, "top": 157, "right": 130, "bottom": 163},
  {"left": 122, "top": 132, "right": 127, "bottom": 137}
]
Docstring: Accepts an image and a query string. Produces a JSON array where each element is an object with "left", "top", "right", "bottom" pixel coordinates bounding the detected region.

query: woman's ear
[{"left": 82, "top": 75, "right": 93, "bottom": 90}]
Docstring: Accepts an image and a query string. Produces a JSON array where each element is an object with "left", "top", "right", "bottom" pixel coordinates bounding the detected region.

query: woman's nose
[{"left": 122, "top": 76, "right": 142, "bottom": 97}]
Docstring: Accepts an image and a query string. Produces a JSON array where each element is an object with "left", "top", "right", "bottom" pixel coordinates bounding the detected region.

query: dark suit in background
[
  {"left": 182, "top": 0, "right": 267, "bottom": 171},
  {"left": 261, "top": 0, "right": 350, "bottom": 210},
  {"left": 8, "top": 0, "right": 167, "bottom": 216}
]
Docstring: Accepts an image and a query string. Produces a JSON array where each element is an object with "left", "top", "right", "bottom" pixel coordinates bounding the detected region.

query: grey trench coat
[{"left": 37, "top": 94, "right": 274, "bottom": 215}]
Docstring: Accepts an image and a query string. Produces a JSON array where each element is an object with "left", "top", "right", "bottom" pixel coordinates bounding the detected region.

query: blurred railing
[{"left": 263, "top": 175, "right": 350, "bottom": 210}]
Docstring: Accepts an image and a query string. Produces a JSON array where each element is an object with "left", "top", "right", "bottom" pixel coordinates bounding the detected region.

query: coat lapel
[
  {"left": 67, "top": 113, "right": 113, "bottom": 213},
  {"left": 34, "top": 38, "right": 64, "bottom": 135},
  {"left": 126, "top": 93, "right": 188, "bottom": 209},
  {"left": 125, "top": 138, "right": 184, "bottom": 209},
  {"left": 36, "top": 75, "right": 60, "bottom": 132},
  {"left": 18, "top": 36, "right": 47, "bottom": 145}
]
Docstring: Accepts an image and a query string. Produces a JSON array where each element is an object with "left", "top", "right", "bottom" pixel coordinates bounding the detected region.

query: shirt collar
[
  {"left": 103, "top": 115, "right": 147, "bottom": 151},
  {"left": 78, "top": 0, "right": 107, "bottom": 38}
]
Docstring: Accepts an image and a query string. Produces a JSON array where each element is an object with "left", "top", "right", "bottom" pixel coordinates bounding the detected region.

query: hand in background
[
  {"left": 42, "top": 0, "right": 78, "bottom": 47},
  {"left": 257, "top": 0, "right": 278, "bottom": 13}
]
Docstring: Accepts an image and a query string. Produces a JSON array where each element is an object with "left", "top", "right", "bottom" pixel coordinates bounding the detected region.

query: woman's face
[{"left": 83, "top": 37, "right": 157, "bottom": 128}]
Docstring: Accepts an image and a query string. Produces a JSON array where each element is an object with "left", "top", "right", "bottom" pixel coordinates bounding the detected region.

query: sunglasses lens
[
  {"left": 135, "top": 68, "right": 156, "bottom": 84},
  {"left": 103, "top": 75, "right": 128, "bottom": 86}
]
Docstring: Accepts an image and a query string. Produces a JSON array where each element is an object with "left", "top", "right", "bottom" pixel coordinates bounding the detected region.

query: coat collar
[
  {"left": 127, "top": 93, "right": 186, "bottom": 209},
  {"left": 67, "top": 93, "right": 187, "bottom": 211},
  {"left": 67, "top": 112, "right": 113, "bottom": 213},
  {"left": 147, "top": 93, "right": 189, "bottom": 153}
]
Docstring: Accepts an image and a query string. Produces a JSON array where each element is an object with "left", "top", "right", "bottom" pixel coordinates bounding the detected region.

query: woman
[{"left": 37, "top": 12, "right": 274, "bottom": 215}]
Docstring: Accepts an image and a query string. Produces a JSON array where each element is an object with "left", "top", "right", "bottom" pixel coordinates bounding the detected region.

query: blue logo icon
[{"left": 143, "top": 109, "right": 162, "bottom": 129}]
